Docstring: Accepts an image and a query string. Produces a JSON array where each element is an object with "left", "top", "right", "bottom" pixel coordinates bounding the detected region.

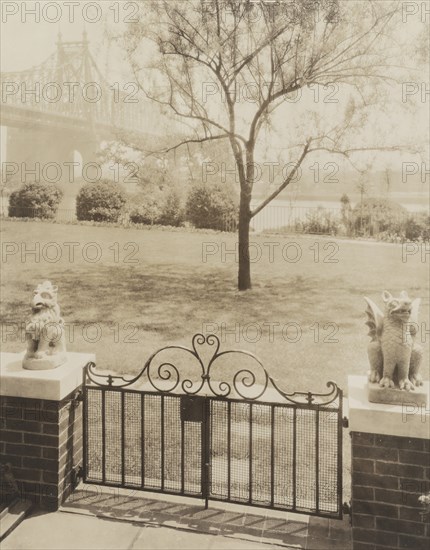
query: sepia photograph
[{"left": 0, "top": 1, "right": 429, "bottom": 549}]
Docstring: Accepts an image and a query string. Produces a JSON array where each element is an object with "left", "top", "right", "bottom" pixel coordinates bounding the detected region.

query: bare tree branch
[{"left": 251, "top": 138, "right": 312, "bottom": 218}]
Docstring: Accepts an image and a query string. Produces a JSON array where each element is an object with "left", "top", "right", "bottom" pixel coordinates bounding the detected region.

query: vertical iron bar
[
  {"left": 141, "top": 393, "right": 145, "bottom": 488},
  {"left": 249, "top": 403, "right": 253, "bottom": 504},
  {"left": 203, "top": 398, "right": 210, "bottom": 509},
  {"left": 101, "top": 389, "right": 106, "bottom": 484},
  {"left": 270, "top": 405, "right": 275, "bottom": 507},
  {"left": 207, "top": 399, "right": 211, "bottom": 508},
  {"left": 121, "top": 392, "right": 125, "bottom": 487},
  {"left": 315, "top": 407, "right": 320, "bottom": 514},
  {"left": 161, "top": 395, "right": 165, "bottom": 491},
  {"left": 292, "top": 407, "right": 297, "bottom": 511},
  {"left": 181, "top": 410, "right": 185, "bottom": 495},
  {"left": 337, "top": 389, "right": 344, "bottom": 519},
  {"left": 81, "top": 364, "right": 87, "bottom": 482},
  {"left": 227, "top": 401, "right": 231, "bottom": 501},
  {"left": 201, "top": 402, "right": 206, "bottom": 506},
  {"left": 201, "top": 398, "right": 211, "bottom": 510}
]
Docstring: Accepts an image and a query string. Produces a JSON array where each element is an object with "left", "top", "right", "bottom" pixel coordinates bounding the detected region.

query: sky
[
  {"left": 1, "top": 2, "right": 109, "bottom": 72},
  {"left": 1, "top": 1, "right": 429, "bottom": 183}
]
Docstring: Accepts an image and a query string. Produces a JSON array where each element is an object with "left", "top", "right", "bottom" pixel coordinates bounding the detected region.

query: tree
[
  {"left": 340, "top": 193, "right": 352, "bottom": 235},
  {"left": 120, "top": 0, "right": 421, "bottom": 289},
  {"left": 356, "top": 177, "right": 369, "bottom": 234}
]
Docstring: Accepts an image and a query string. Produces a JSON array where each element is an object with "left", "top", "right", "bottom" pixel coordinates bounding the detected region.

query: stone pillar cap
[
  {"left": 348, "top": 375, "right": 430, "bottom": 440},
  {"left": 0, "top": 352, "right": 95, "bottom": 401}
]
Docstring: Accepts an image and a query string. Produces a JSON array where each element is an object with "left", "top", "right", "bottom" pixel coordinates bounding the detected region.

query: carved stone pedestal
[
  {"left": 367, "top": 381, "right": 429, "bottom": 407},
  {"left": 22, "top": 353, "right": 67, "bottom": 371}
]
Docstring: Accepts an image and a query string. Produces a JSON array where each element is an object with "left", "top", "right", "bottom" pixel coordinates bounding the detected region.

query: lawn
[
  {"left": 1, "top": 219, "right": 429, "bottom": 395},
  {"left": 2, "top": 219, "right": 428, "bottom": 507}
]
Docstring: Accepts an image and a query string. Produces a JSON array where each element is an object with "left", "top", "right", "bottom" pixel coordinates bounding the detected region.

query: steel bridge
[{"left": 1, "top": 32, "right": 145, "bottom": 173}]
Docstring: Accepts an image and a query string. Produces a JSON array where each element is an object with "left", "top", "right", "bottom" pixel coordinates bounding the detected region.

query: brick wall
[
  {"left": 0, "top": 390, "right": 83, "bottom": 510},
  {"left": 351, "top": 431, "right": 430, "bottom": 550}
]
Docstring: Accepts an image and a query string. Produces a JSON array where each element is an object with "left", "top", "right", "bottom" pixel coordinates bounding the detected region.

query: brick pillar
[
  {"left": 0, "top": 352, "right": 94, "bottom": 510},
  {"left": 348, "top": 375, "right": 430, "bottom": 550}
]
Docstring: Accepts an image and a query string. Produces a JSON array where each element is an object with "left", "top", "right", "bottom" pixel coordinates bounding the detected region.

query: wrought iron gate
[{"left": 82, "top": 334, "right": 345, "bottom": 518}]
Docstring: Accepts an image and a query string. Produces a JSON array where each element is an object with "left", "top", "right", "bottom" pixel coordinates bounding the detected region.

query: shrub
[
  {"left": 378, "top": 212, "right": 430, "bottom": 243},
  {"left": 76, "top": 181, "right": 127, "bottom": 222},
  {"left": 159, "top": 187, "right": 185, "bottom": 226},
  {"left": 296, "top": 207, "right": 341, "bottom": 235},
  {"left": 129, "top": 186, "right": 185, "bottom": 226},
  {"left": 404, "top": 213, "right": 430, "bottom": 241},
  {"left": 8, "top": 182, "right": 63, "bottom": 219},
  {"left": 352, "top": 197, "right": 406, "bottom": 236},
  {"left": 186, "top": 183, "right": 238, "bottom": 231},
  {"left": 129, "top": 192, "right": 164, "bottom": 225}
]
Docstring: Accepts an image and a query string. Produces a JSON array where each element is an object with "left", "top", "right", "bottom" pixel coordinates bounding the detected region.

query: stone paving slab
[
  {"left": 1, "top": 510, "right": 290, "bottom": 550},
  {"left": 58, "top": 486, "right": 352, "bottom": 549},
  {"left": 0, "top": 499, "right": 32, "bottom": 542},
  {"left": 1, "top": 511, "right": 142, "bottom": 550},
  {"left": 131, "top": 525, "right": 287, "bottom": 550}
]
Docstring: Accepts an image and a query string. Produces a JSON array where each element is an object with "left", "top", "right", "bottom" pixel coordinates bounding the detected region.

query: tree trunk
[{"left": 238, "top": 192, "right": 252, "bottom": 291}]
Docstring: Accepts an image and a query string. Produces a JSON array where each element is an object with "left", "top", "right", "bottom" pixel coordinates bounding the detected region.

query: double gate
[{"left": 82, "top": 334, "right": 345, "bottom": 518}]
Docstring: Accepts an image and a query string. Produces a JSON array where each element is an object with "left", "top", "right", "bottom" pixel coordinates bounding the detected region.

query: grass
[
  {"left": 1, "top": 219, "right": 428, "bottom": 394},
  {"left": 2, "top": 218, "right": 427, "bottom": 508}
]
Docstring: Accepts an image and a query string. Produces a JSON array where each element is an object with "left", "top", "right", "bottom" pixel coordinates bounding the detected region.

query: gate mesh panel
[
  {"left": 207, "top": 400, "right": 340, "bottom": 515},
  {"left": 296, "top": 408, "right": 316, "bottom": 511},
  {"left": 209, "top": 400, "right": 228, "bottom": 498},
  {"left": 124, "top": 392, "right": 141, "bottom": 486},
  {"left": 104, "top": 391, "right": 121, "bottom": 484},
  {"left": 230, "top": 402, "right": 250, "bottom": 502},
  {"left": 163, "top": 396, "right": 182, "bottom": 492},
  {"left": 143, "top": 394, "right": 161, "bottom": 489},
  {"left": 251, "top": 403, "right": 272, "bottom": 505},
  {"left": 318, "top": 407, "right": 339, "bottom": 513},
  {"left": 273, "top": 406, "right": 294, "bottom": 507},
  {"left": 183, "top": 422, "right": 202, "bottom": 495},
  {"left": 85, "top": 388, "right": 102, "bottom": 482},
  {"left": 84, "top": 389, "right": 341, "bottom": 517}
]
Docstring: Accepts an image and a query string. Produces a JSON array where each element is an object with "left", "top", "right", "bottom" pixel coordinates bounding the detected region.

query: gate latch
[
  {"left": 343, "top": 501, "right": 352, "bottom": 524},
  {"left": 181, "top": 396, "right": 206, "bottom": 422},
  {"left": 342, "top": 416, "right": 349, "bottom": 428},
  {"left": 72, "top": 465, "right": 84, "bottom": 488}
]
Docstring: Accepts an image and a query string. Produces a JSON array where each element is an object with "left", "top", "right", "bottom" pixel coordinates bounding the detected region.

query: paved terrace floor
[
  {"left": 1, "top": 485, "right": 351, "bottom": 550},
  {"left": 2, "top": 485, "right": 352, "bottom": 550}
]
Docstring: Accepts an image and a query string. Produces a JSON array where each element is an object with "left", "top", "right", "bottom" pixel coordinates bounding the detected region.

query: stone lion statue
[
  {"left": 23, "top": 281, "right": 67, "bottom": 370},
  {"left": 365, "top": 290, "right": 423, "bottom": 391}
]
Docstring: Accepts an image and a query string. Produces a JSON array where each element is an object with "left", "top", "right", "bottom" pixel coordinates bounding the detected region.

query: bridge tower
[{"left": 2, "top": 32, "right": 118, "bottom": 185}]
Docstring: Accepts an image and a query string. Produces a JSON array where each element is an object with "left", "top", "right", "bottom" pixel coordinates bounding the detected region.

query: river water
[{"left": 249, "top": 198, "right": 429, "bottom": 232}]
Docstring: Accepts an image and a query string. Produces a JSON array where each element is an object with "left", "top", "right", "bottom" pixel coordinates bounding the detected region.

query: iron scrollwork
[{"left": 84, "top": 333, "right": 341, "bottom": 406}]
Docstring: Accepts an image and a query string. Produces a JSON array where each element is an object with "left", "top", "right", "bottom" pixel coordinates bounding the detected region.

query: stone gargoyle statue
[
  {"left": 365, "top": 290, "right": 423, "bottom": 391},
  {"left": 23, "top": 281, "right": 67, "bottom": 370}
]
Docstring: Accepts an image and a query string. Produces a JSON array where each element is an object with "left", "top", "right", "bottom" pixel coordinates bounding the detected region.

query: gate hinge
[
  {"left": 343, "top": 502, "right": 352, "bottom": 524},
  {"left": 0, "top": 462, "right": 20, "bottom": 497},
  {"left": 72, "top": 465, "right": 84, "bottom": 488},
  {"left": 342, "top": 416, "right": 349, "bottom": 428},
  {"left": 71, "top": 389, "right": 84, "bottom": 407}
]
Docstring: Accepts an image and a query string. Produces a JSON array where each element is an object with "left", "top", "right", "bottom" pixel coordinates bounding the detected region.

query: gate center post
[{"left": 202, "top": 397, "right": 211, "bottom": 510}]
